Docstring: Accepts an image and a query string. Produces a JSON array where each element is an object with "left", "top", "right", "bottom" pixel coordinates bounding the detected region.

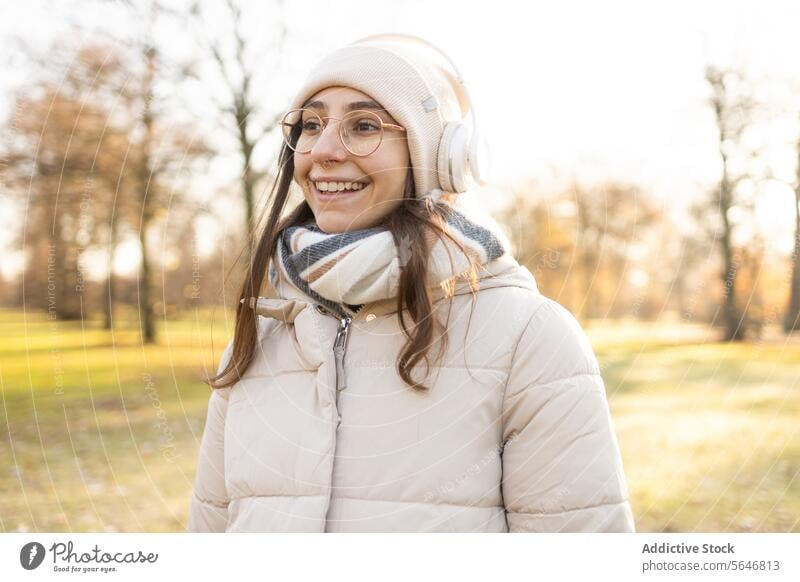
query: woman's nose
[{"left": 310, "top": 121, "right": 347, "bottom": 163}]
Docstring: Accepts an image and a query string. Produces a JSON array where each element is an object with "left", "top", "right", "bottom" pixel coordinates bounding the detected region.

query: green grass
[
  {"left": 1, "top": 311, "right": 798, "bottom": 532},
  {"left": 0, "top": 308, "right": 233, "bottom": 532},
  {"left": 587, "top": 319, "right": 800, "bottom": 532}
]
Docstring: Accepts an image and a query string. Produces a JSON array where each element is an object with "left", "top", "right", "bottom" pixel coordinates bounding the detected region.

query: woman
[{"left": 187, "top": 33, "right": 635, "bottom": 533}]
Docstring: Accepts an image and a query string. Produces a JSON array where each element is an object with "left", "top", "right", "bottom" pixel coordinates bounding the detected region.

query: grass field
[
  {"left": 589, "top": 319, "right": 800, "bottom": 532},
  {"left": 1, "top": 309, "right": 798, "bottom": 532}
]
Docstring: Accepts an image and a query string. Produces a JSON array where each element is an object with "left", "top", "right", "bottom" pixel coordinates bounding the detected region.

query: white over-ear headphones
[{"left": 350, "top": 33, "right": 491, "bottom": 194}]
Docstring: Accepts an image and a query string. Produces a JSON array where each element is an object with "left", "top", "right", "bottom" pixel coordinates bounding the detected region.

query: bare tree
[
  {"left": 98, "top": 0, "right": 215, "bottom": 342},
  {"left": 785, "top": 118, "right": 800, "bottom": 332},
  {"left": 571, "top": 180, "right": 660, "bottom": 321},
  {"left": 498, "top": 179, "right": 660, "bottom": 320},
  {"left": 3, "top": 43, "right": 131, "bottom": 321},
  {"left": 124, "top": 40, "right": 210, "bottom": 342},
  {"left": 704, "top": 65, "right": 760, "bottom": 341},
  {"left": 498, "top": 183, "right": 576, "bottom": 306},
  {"left": 190, "top": 0, "right": 287, "bottom": 241}
]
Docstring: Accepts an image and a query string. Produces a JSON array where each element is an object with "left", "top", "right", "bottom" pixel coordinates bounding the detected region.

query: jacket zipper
[
  {"left": 321, "top": 303, "right": 364, "bottom": 532},
  {"left": 333, "top": 316, "right": 351, "bottom": 391},
  {"left": 332, "top": 304, "right": 364, "bottom": 391}
]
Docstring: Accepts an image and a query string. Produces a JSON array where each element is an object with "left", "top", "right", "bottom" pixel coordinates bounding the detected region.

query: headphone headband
[{"left": 349, "top": 33, "right": 490, "bottom": 191}]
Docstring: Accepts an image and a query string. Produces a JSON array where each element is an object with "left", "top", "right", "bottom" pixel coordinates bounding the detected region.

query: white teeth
[{"left": 314, "top": 181, "right": 366, "bottom": 192}]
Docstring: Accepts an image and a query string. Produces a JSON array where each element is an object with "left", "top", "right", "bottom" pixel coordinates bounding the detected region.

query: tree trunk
[
  {"left": 718, "top": 178, "right": 746, "bottom": 341},
  {"left": 238, "top": 108, "right": 256, "bottom": 239},
  {"left": 138, "top": 220, "right": 155, "bottom": 342},
  {"left": 52, "top": 218, "right": 83, "bottom": 321},
  {"left": 706, "top": 66, "right": 750, "bottom": 342},
  {"left": 137, "top": 45, "right": 157, "bottom": 344},
  {"left": 103, "top": 221, "right": 117, "bottom": 330},
  {"left": 784, "top": 183, "right": 800, "bottom": 333}
]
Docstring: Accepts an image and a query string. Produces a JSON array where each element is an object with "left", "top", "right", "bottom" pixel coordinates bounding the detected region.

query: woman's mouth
[{"left": 309, "top": 179, "right": 370, "bottom": 202}]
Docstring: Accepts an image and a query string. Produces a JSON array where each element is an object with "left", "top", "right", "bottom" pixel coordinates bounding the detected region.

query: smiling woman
[{"left": 187, "top": 33, "right": 635, "bottom": 533}]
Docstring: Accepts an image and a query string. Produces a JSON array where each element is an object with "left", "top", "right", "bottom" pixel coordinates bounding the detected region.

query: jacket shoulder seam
[
  {"left": 508, "top": 497, "right": 630, "bottom": 517},
  {"left": 228, "top": 493, "right": 327, "bottom": 502},
  {"left": 327, "top": 495, "right": 504, "bottom": 511},
  {"left": 350, "top": 364, "right": 509, "bottom": 373},
  {"left": 193, "top": 492, "right": 229, "bottom": 510},
  {"left": 501, "top": 300, "right": 552, "bottom": 400},
  {"left": 505, "top": 371, "right": 601, "bottom": 398},
  {"left": 500, "top": 301, "right": 550, "bottom": 449}
]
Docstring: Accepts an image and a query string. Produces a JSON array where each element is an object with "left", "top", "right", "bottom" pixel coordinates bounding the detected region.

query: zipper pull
[{"left": 333, "top": 316, "right": 352, "bottom": 391}]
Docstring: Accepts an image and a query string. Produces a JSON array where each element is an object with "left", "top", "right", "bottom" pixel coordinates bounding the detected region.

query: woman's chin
[
  {"left": 315, "top": 212, "right": 369, "bottom": 234},
  {"left": 312, "top": 200, "right": 405, "bottom": 233}
]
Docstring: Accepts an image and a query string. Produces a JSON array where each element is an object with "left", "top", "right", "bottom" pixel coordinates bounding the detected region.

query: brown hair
[{"left": 208, "top": 142, "right": 481, "bottom": 391}]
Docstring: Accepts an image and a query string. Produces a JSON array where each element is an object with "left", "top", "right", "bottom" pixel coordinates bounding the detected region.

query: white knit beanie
[{"left": 286, "top": 35, "right": 470, "bottom": 199}]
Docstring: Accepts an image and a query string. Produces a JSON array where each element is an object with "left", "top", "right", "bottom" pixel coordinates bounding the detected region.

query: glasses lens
[
  {"left": 341, "top": 111, "right": 383, "bottom": 156},
  {"left": 281, "top": 109, "right": 384, "bottom": 156},
  {"left": 281, "top": 109, "right": 321, "bottom": 153}
]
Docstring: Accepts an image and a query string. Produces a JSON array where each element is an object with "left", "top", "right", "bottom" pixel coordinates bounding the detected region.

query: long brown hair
[{"left": 208, "top": 142, "right": 481, "bottom": 391}]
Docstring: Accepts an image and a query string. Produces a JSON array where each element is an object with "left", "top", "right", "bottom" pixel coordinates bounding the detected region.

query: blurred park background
[{"left": 0, "top": 0, "right": 799, "bottom": 532}]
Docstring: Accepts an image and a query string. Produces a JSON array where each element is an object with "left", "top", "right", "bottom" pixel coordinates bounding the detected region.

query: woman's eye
[
  {"left": 302, "top": 121, "right": 321, "bottom": 133},
  {"left": 352, "top": 121, "right": 380, "bottom": 132}
]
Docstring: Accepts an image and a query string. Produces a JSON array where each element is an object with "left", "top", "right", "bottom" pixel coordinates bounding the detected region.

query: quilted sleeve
[
  {"left": 500, "top": 299, "right": 635, "bottom": 532},
  {"left": 187, "top": 340, "right": 234, "bottom": 532}
]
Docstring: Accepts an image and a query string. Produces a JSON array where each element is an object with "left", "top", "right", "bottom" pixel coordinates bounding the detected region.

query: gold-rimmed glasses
[{"left": 281, "top": 108, "right": 407, "bottom": 157}]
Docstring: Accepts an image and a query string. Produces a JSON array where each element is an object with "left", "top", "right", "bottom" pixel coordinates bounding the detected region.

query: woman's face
[{"left": 293, "top": 86, "right": 411, "bottom": 233}]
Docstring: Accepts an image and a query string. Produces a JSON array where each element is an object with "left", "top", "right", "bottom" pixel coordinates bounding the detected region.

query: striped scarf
[{"left": 269, "top": 205, "right": 508, "bottom": 318}]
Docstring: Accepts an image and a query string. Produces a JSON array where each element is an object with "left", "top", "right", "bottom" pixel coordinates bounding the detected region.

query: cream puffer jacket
[{"left": 187, "top": 254, "right": 635, "bottom": 532}]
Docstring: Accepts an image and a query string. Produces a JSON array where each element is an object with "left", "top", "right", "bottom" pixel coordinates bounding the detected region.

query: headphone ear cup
[
  {"left": 437, "top": 122, "right": 470, "bottom": 194},
  {"left": 468, "top": 130, "right": 490, "bottom": 186},
  {"left": 437, "top": 122, "right": 456, "bottom": 193}
]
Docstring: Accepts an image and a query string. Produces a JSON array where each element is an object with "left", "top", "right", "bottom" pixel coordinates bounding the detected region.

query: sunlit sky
[{"left": 2, "top": 0, "right": 799, "bottom": 278}]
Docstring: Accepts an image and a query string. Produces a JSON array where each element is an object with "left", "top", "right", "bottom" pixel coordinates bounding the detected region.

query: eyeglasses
[{"left": 281, "top": 108, "right": 407, "bottom": 157}]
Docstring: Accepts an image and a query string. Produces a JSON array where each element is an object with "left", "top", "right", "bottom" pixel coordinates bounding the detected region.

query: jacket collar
[
  {"left": 368, "top": 253, "right": 539, "bottom": 317},
  {"left": 260, "top": 253, "right": 538, "bottom": 321}
]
